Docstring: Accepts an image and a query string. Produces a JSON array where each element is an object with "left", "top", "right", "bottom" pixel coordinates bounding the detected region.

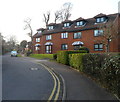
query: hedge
[
  {"left": 79, "top": 47, "right": 89, "bottom": 53},
  {"left": 29, "top": 54, "right": 53, "bottom": 59},
  {"left": 69, "top": 53, "right": 87, "bottom": 71},
  {"left": 82, "top": 53, "right": 120, "bottom": 98},
  {"left": 56, "top": 51, "right": 120, "bottom": 98},
  {"left": 57, "top": 50, "right": 87, "bottom": 65}
]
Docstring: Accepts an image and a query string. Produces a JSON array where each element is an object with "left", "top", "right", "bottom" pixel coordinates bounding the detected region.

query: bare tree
[
  {"left": 60, "top": 2, "right": 73, "bottom": 22},
  {"left": 43, "top": 11, "right": 50, "bottom": 26},
  {"left": 54, "top": 10, "right": 62, "bottom": 23},
  {"left": 7, "top": 35, "right": 17, "bottom": 51},
  {"left": 24, "top": 18, "right": 33, "bottom": 52},
  {"left": 24, "top": 18, "right": 33, "bottom": 42},
  {"left": 95, "top": 20, "right": 119, "bottom": 52}
]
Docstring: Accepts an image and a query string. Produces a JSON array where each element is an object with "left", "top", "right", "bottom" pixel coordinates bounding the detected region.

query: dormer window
[
  {"left": 76, "top": 21, "right": 85, "bottom": 26},
  {"left": 48, "top": 26, "right": 54, "bottom": 30},
  {"left": 64, "top": 23, "right": 70, "bottom": 27},
  {"left": 96, "top": 17, "right": 106, "bottom": 23},
  {"left": 38, "top": 30, "right": 42, "bottom": 34}
]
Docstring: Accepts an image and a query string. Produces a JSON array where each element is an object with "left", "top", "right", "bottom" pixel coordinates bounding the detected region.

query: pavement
[{"left": 36, "top": 59, "right": 118, "bottom": 101}]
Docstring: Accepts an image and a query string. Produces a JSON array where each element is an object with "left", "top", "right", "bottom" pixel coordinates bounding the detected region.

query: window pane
[
  {"left": 46, "top": 46, "right": 52, "bottom": 53},
  {"left": 74, "top": 32, "right": 81, "bottom": 39},
  {"left": 38, "top": 31, "right": 42, "bottom": 33},
  {"left": 94, "top": 49, "right": 98, "bottom": 51},
  {"left": 74, "top": 33, "right": 77, "bottom": 38},
  {"left": 97, "top": 18, "right": 100, "bottom": 22},
  {"left": 78, "top": 32, "right": 81, "bottom": 38},
  {"left": 35, "top": 47, "right": 38, "bottom": 50},
  {"left": 61, "top": 44, "right": 68, "bottom": 50},
  {"left": 61, "top": 33, "right": 63, "bottom": 38},
  {"left": 80, "top": 21, "right": 83, "bottom": 25},
  {"left": 94, "top": 30, "right": 98, "bottom": 36},
  {"left": 100, "top": 30, "right": 103, "bottom": 35},
  {"left": 77, "top": 22, "right": 80, "bottom": 26},
  {"left": 99, "top": 44, "right": 103, "bottom": 48},
  {"left": 61, "top": 33, "right": 68, "bottom": 39},
  {"left": 66, "top": 33, "right": 68, "bottom": 38},
  {"left": 94, "top": 44, "right": 98, "bottom": 48},
  {"left": 101, "top": 17, "right": 104, "bottom": 22},
  {"left": 94, "top": 44, "right": 103, "bottom": 51},
  {"left": 46, "top": 35, "right": 52, "bottom": 40},
  {"left": 67, "top": 23, "right": 69, "bottom": 26}
]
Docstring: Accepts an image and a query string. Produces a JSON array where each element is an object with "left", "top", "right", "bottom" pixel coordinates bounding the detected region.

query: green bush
[
  {"left": 83, "top": 53, "right": 105, "bottom": 78},
  {"left": 79, "top": 47, "right": 89, "bottom": 53},
  {"left": 82, "top": 53, "right": 120, "bottom": 98},
  {"left": 100, "top": 55, "right": 120, "bottom": 97},
  {"left": 29, "top": 54, "right": 53, "bottom": 59},
  {"left": 69, "top": 53, "right": 87, "bottom": 71},
  {"left": 57, "top": 50, "right": 87, "bottom": 65}
]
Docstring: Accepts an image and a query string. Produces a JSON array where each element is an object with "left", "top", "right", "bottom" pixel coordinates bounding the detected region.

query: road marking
[
  {"left": 52, "top": 72, "right": 60, "bottom": 102},
  {"left": 37, "top": 63, "right": 61, "bottom": 101},
  {"left": 30, "top": 68, "right": 39, "bottom": 70},
  {"left": 47, "top": 69, "right": 57, "bottom": 101}
]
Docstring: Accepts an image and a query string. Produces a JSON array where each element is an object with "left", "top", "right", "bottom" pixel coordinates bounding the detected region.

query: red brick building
[{"left": 33, "top": 13, "right": 120, "bottom": 54}]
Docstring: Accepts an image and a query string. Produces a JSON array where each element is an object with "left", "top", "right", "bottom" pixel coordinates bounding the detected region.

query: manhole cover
[{"left": 30, "top": 68, "right": 39, "bottom": 70}]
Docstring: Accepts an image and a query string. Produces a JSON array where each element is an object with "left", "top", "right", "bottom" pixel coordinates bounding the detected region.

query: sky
[{"left": 0, "top": 0, "right": 119, "bottom": 43}]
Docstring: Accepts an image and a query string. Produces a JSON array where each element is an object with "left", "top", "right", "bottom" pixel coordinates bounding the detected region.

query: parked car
[{"left": 11, "top": 51, "right": 18, "bottom": 57}]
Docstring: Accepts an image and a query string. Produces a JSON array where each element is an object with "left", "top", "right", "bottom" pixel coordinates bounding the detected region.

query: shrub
[
  {"left": 69, "top": 53, "right": 87, "bottom": 71},
  {"left": 57, "top": 50, "right": 87, "bottom": 65},
  {"left": 29, "top": 54, "right": 53, "bottom": 59},
  {"left": 82, "top": 53, "right": 120, "bottom": 98},
  {"left": 100, "top": 55, "right": 120, "bottom": 97},
  {"left": 82, "top": 53, "right": 105, "bottom": 78},
  {"left": 79, "top": 47, "right": 89, "bottom": 53}
]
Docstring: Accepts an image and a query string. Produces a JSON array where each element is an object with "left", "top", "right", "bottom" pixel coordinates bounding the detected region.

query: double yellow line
[{"left": 38, "top": 63, "right": 60, "bottom": 102}]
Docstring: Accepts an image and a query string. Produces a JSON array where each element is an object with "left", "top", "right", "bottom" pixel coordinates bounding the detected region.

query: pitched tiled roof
[
  {"left": 94, "top": 13, "right": 106, "bottom": 18},
  {"left": 33, "top": 13, "right": 119, "bottom": 37},
  {"left": 33, "top": 32, "right": 42, "bottom": 38},
  {"left": 37, "top": 28, "right": 45, "bottom": 31},
  {"left": 62, "top": 20, "right": 72, "bottom": 23},
  {"left": 75, "top": 17, "right": 85, "bottom": 21},
  {"left": 47, "top": 23, "right": 56, "bottom": 26}
]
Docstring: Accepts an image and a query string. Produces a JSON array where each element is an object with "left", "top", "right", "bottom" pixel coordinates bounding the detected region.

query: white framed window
[
  {"left": 35, "top": 47, "right": 40, "bottom": 51},
  {"left": 46, "top": 45, "right": 52, "bottom": 53},
  {"left": 74, "top": 32, "right": 81, "bottom": 39},
  {"left": 46, "top": 35, "right": 52, "bottom": 40},
  {"left": 76, "top": 21, "right": 84, "bottom": 26},
  {"left": 36, "top": 38, "right": 40, "bottom": 42},
  {"left": 96, "top": 17, "right": 106, "bottom": 23},
  {"left": 38, "top": 30, "right": 42, "bottom": 33},
  {"left": 94, "top": 30, "right": 103, "bottom": 36},
  {"left": 61, "top": 32, "right": 68, "bottom": 39},
  {"left": 94, "top": 44, "right": 103, "bottom": 51},
  {"left": 61, "top": 44, "right": 68, "bottom": 50},
  {"left": 64, "top": 23, "right": 70, "bottom": 27},
  {"left": 48, "top": 26, "right": 54, "bottom": 30}
]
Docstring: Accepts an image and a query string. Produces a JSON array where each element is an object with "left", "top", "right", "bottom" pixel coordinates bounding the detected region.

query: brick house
[{"left": 33, "top": 13, "right": 120, "bottom": 54}]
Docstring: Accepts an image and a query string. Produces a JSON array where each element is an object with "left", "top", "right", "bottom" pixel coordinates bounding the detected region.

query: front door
[{"left": 45, "top": 45, "right": 52, "bottom": 54}]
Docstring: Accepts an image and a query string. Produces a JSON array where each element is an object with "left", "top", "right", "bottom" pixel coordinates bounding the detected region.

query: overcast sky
[{"left": 0, "top": 0, "right": 119, "bottom": 43}]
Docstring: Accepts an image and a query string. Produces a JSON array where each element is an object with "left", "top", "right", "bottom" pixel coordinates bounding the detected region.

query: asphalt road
[{"left": 2, "top": 54, "right": 54, "bottom": 101}]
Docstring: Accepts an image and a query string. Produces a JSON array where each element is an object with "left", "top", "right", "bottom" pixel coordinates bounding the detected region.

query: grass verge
[{"left": 29, "top": 54, "right": 53, "bottom": 60}]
